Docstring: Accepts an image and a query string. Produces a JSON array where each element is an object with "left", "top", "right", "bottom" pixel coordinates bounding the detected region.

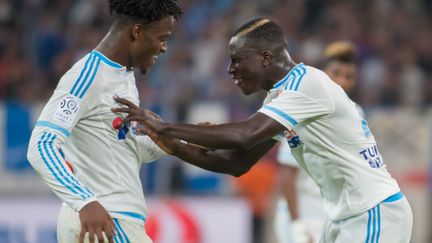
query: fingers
[
  {"left": 113, "top": 96, "right": 138, "bottom": 108},
  {"left": 88, "top": 226, "right": 96, "bottom": 243},
  {"left": 80, "top": 224, "right": 115, "bottom": 243},
  {"left": 79, "top": 225, "right": 87, "bottom": 243},
  {"left": 137, "top": 127, "right": 158, "bottom": 140},
  {"left": 111, "top": 107, "right": 131, "bottom": 114},
  {"left": 106, "top": 223, "right": 116, "bottom": 243},
  {"left": 96, "top": 226, "right": 105, "bottom": 243},
  {"left": 144, "top": 109, "right": 162, "bottom": 121}
]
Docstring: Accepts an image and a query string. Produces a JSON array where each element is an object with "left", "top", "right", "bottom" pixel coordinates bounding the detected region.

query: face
[
  {"left": 227, "top": 36, "right": 268, "bottom": 95},
  {"left": 324, "top": 61, "right": 357, "bottom": 92},
  {"left": 130, "top": 16, "right": 176, "bottom": 74}
]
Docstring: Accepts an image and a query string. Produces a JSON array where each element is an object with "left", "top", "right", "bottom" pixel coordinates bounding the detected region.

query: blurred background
[{"left": 0, "top": 0, "right": 431, "bottom": 242}]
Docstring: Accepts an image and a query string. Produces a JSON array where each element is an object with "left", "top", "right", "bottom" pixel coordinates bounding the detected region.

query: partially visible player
[
  {"left": 27, "top": 1, "right": 182, "bottom": 242},
  {"left": 274, "top": 41, "right": 358, "bottom": 243},
  {"left": 113, "top": 18, "right": 413, "bottom": 243}
]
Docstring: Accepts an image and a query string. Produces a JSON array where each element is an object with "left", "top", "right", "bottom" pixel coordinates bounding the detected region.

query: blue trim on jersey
[
  {"left": 113, "top": 221, "right": 124, "bottom": 243},
  {"left": 113, "top": 234, "right": 120, "bottom": 243},
  {"left": 262, "top": 105, "right": 298, "bottom": 126},
  {"left": 114, "top": 218, "right": 130, "bottom": 243},
  {"left": 273, "top": 72, "right": 291, "bottom": 89},
  {"left": 366, "top": 209, "right": 372, "bottom": 243},
  {"left": 35, "top": 120, "right": 70, "bottom": 137},
  {"left": 73, "top": 55, "right": 98, "bottom": 97},
  {"left": 44, "top": 132, "right": 93, "bottom": 198},
  {"left": 38, "top": 133, "right": 82, "bottom": 198},
  {"left": 70, "top": 54, "right": 94, "bottom": 96},
  {"left": 376, "top": 205, "right": 381, "bottom": 242},
  {"left": 48, "top": 135, "right": 94, "bottom": 198},
  {"left": 286, "top": 70, "right": 297, "bottom": 90},
  {"left": 366, "top": 204, "right": 383, "bottom": 243},
  {"left": 383, "top": 191, "right": 404, "bottom": 203},
  {"left": 294, "top": 64, "right": 307, "bottom": 91},
  {"left": 287, "top": 63, "right": 306, "bottom": 91},
  {"left": 91, "top": 50, "right": 123, "bottom": 68},
  {"left": 78, "top": 58, "right": 101, "bottom": 98},
  {"left": 272, "top": 63, "right": 304, "bottom": 90},
  {"left": 111, "top": 211, "right": 146, "bottom": 221},
  {"left": 371, "top": 207, "right": 377, "bottom": 243}
]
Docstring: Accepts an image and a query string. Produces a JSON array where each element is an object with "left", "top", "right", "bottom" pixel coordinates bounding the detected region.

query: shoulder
[
  {"left": 280, "top": 65, "right": 335, "bottom": 98},
  {"left": 56, "top": 52, "right": 105, "bottom": 100}
]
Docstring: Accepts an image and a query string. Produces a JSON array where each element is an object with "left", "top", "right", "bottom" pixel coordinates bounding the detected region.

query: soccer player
[
  {"left": 113, "top": 18, "right": 413, "bottom": 243},
  {"left": 26, "top": 1, "right": 182, "bottom": 242},
  {"left": 274, "top": 41, "right": 359, "bottom": 243}
]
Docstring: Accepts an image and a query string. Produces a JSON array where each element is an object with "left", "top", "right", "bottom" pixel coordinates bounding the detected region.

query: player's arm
[
  {"left": 113, "top": 97, "right": 285, "bottom": 150},
  {"left": 27, "top": 68, "right": 115, "bottom": 242},
  {"left": 145, "top": 126, "right": 277, "bottom": 176},
  {"left": 281, "top": 165, "right": 300, "bottom": 219}
]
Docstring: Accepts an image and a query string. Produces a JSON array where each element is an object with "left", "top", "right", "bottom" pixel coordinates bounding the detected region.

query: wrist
[{"left": 75, "top": 197, "right": 98, "bottom": 212}]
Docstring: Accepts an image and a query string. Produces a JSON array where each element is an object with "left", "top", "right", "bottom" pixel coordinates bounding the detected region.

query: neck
[
  {"left": 264, "top": 58, "right": 296, "bottom": 91},
  {"left": 94, "top": 27, "right": 131, "bottom": 69}
]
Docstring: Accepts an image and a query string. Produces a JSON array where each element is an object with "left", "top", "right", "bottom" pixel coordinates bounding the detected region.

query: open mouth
[{"left": 232, "top": 76, "right": 242, "bottom": 85}]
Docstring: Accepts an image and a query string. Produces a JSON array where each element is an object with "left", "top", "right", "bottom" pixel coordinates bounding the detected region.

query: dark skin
[
  {"left": 112, "top": 35, "right": 296, "bottom": 173},
  {"left": 79, "top": 16, "right": 175, "bottom": 243}
]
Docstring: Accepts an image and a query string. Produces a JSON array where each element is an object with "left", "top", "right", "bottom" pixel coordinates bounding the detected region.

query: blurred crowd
[{"left": 1, "top": 0, "right": 432, "bottom": 115}]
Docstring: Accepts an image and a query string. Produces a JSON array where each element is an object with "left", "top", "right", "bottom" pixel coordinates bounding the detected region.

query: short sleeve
[
  {"left": 277, "top": 139, "right": 300, "bottom": 167},
  {"left": 35, "top": 53, "right": 101, "bottom": 137},
  {"left": 258, "top": 91, "right": 332, "bottom": 129}
]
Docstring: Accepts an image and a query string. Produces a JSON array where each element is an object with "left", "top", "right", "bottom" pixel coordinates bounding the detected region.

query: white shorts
[
  {"left": 320, "top": 192, "right": 412, "bottom": 243},
  {"left": 57, "top": 203, "right": 152, "bottom": 243}
]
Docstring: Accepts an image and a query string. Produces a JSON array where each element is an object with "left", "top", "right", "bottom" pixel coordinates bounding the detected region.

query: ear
[
  {"left": 262, "top": 50, "right": 273, "bottom": 67},
  {"left": 131, "top": 23, "right": 144, "bottom": 40}
]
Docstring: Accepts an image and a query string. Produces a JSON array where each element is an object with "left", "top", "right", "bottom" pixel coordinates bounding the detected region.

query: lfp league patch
[{"left": 52, "top": 95, "right": 80, "bottom": 127}]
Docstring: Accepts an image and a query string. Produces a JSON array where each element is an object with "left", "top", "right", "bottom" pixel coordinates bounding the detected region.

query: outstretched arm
[
  {"left": 140, "top": 124, "right": 277, "bottom": 177},
  {"left": 112, "top": 97, "right": 285, "bottom": 150}
]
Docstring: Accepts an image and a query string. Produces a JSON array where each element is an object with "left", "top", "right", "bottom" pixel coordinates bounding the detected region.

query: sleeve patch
[{"left": 52, "top": 95, "right": 81, "bottom": 127}]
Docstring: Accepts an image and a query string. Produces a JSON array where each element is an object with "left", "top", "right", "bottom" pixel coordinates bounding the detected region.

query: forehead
[
  {"left": 144, "top": 16, "right": 176, "bottom": 35},
  {"left": 229, "top": 36, "right": 249, "bottom": 55},
  {"left": 327, "top": 61, "right": 356, "bottom": 71}
]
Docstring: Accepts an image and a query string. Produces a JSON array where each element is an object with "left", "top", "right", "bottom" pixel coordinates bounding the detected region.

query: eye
[{"left": 231, "top": 58, "right": 241, "bottom": 64}]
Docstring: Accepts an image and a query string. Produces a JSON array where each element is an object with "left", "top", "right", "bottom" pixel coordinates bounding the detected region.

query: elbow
[
  {"left": 230, "top": 163, "right": 252, "bottom": 177},
  {"left": 235, "top": 132, "right": 258, "bottom": 151},
  {"left": 27, "top": 141, "right": 37, "bottom": 167}
]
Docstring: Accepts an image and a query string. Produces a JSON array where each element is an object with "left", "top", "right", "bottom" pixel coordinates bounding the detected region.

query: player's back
[{"left": 259, "top": 63, "right": 400, "bottom": 220}]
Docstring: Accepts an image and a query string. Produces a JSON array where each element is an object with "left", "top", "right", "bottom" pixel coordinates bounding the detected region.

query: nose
[{"left": 227, "top": 62, "right": 234, "bottom": 75}]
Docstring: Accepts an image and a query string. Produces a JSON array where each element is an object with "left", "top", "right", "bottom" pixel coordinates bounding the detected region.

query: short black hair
[
  {"left": 233, "top": 18, "right": 287, "bottom": 50},
  {"left": 109, "top": 0, "right": 182, "bottom": 25}
]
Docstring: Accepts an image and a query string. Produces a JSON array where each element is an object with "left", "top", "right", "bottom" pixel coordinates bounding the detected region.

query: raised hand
[
  {"left": 79, "top": 201, "right": 115, "bottom": 243},
  {"left": 111, "top": 96, "right": 164, "bottom": 132}
]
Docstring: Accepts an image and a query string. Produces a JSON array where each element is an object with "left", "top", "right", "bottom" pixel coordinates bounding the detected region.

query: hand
[
  {"left": 79, "top": 201, "right": 115, "bottom": 243},
  {"left": 292, "top": 220, "right": 313, "bottom": 243},
  {"left": 111, "top": 97, "right": 163, "bottom": 132},
  {"left": 137, "top": 126, "right": 178, "bottom": 155}
]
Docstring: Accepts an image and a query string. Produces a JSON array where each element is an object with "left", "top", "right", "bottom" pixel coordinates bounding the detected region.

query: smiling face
[
  {"left": 227, "top": 36, "right": 269, "bottom": 95},
  {"left": 130, "top": 16, "right": 176, "bottom": 74}
]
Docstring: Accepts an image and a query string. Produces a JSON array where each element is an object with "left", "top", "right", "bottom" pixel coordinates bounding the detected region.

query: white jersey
[
  {"left": 27, "top": 50, "right": 166, "bottom": 223},
  {"left": 259, "top": 63, "right": 400, "bottom": 221},
  {"left": 277, "top": 141, "right": 323, "bottom": 220}
]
